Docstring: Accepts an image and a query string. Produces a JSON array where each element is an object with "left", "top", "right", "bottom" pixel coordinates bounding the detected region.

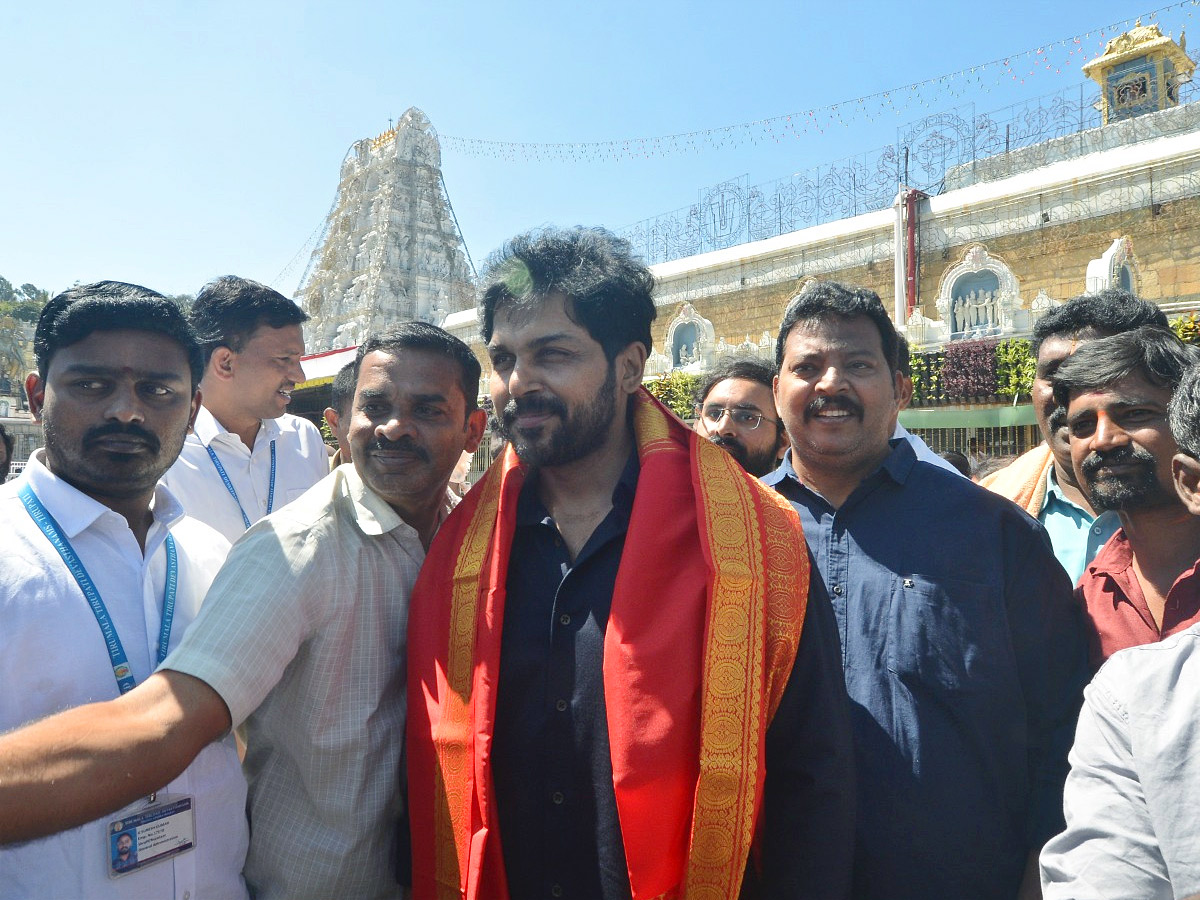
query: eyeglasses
[{"left": 699, "top": 406, "right": 778, "bottom": 430}]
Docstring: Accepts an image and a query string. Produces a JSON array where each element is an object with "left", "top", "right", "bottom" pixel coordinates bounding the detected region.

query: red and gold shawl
[{"left": 407, "top": 388, "right": 809, "bottom": 900}]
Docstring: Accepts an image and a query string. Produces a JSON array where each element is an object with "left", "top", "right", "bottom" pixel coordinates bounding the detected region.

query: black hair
[
  {"left": 353, "top": 322, "right": 481, "bottom": 416},
  {"left": 189, "top": 276, "right": 308, "bottom": 366},
  {"left": 34, "top": 281, "right": 204, "bottom": 386},
  {"left": 696, "top": 355, "right": 777, "bottom": 402},
  {"left": 479, "top": 227, "right": 656, "bottom": 361},
  {"left": 1169, "top": 362, "right": 1200, "bottom": 459},
  {"left": 330, "top": 361, "right": 357, "bottom": 417},
  {"left": 1031, "top": 289, "right": 1167, "bottom": 357},
  {"left": 0, "top": 422, "right": 11, "bottom": 481},
  {"left": 775, "top": 281, "right": 898, "bottom": 371},
  {"left": 1051, "top": 325, "right": 1199, "bottom": 410},
  {"left": 896, "top": 333, "right": 912, "bottom": 378},
  {"left": 938, "top": 449, "right": 972, "bottom": 478}
]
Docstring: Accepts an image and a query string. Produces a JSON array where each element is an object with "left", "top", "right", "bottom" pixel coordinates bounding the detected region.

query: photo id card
[{"left": 106, "top": 795, "right": 195, "bottom": 879}]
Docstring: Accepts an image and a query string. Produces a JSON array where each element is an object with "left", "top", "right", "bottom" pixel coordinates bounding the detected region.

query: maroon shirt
[{"left": 1076, "top": 529, "right": 1200, "bottom": 668}]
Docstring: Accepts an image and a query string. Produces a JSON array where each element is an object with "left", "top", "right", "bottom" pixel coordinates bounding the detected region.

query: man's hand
[{"left": 0, "top": 670, "right": 230, "bottom": 843}]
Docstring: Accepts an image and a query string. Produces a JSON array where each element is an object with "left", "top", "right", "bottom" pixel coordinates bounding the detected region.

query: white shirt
[
  {"left": 1041, "top": 624, "right": 1200, "bottom": 899},
  {"left": 893, "top": 423, "right": 964, "bottom": 475},
  {"left": 164, "top": 465, "right": 455, "bottom": 900},
  {"left": 0, "top": 453, "right": 249, "bottom": 900},
  {"left": 161, "top": 406, "right": 329, "bottom": 544}
]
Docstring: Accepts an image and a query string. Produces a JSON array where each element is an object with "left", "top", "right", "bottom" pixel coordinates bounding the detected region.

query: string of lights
[{"left": 438, "top": 1, "right": 1197, "bottom": 162}]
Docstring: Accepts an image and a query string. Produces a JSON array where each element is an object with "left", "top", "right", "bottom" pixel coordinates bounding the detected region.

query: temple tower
[{"left": 298, "top": 108, "right": 475, "bottom": 352}]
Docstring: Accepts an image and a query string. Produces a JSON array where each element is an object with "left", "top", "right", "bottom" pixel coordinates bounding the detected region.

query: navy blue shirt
[
  {"left": 763, "top": 441, "right": 1089, "bottom": 900},
  {"left": 491, "top": 453, "right": 856, "bottom": 900}
]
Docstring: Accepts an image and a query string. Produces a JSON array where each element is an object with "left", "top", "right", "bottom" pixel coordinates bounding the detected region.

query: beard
[
  {"left": 42, "top": 417, "right": 175, "bottom": 500},
  {"left": 709, "top": 434, "right": 779, "bottom": 478},
  {"left": 493, "top": 364, "right": 617, "bottom": 468},
  {"left": 1081, "top": 444, "right": 1173, "bottom": 511}
]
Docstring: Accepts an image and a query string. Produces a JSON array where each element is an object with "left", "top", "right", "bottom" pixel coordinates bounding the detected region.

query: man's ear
[
  {"left": 188, "top": 387, "right": 203, "bottom": 432},
  {"left": 464, "top": 408, "right": 487, "bottom": 454},
  {"left": 209, "top": 346, "right": 237, "bottom": 382},
  {"left": 324, "top": 408, "right": 340, "bottom": 436},
  {"left": 615, "top": 342, "right": 648, "bottom": 394},
  {"left": 897, "top": 373, "right": 914, "bottom": 411},
  {"left": 1173, "top": 452, "right": 1200, "bottom": 516},
  {"left": 24, "top": 373, "right": 44, "bottom": 421}
]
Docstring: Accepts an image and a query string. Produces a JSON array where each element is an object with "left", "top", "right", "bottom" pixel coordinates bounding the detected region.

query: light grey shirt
[
  {"left": 1041, "top": 624, "right": 1200, "bottom": 898},
  {"left": 165, "top": 464, "right": 454, "bottom": 900}
]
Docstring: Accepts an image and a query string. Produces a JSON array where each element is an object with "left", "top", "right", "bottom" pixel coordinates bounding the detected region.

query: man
[
  {"left": 693, "top": 355, "right": 788, "bottom": 476},
  {"left": 112, "top": 832, "right": 137, "bottom": 872},
  {"left": 407, "top": 227, "right": 855, "bottom": 900},
  {"left": 0, "top": 282, "right": 248, "bottom": 898},
  {"left": 324, "top": 359, "right": 356, "bottom": 466},
  {"left": 1040, "top": 358, "right": 1200, "bottom": 898},
  {"left": 0, "top": 323, "right": 486, "bottom": 899},
  {"left": 763, "top": 281, "right": 1089, "bottom": 900},
  {"left": 1172, "top": 361, "right": 1200, "bottom": 517},
  {"left": 1050, "top": 326, "right": 1200, "bottom": 667},
  {"left": 161, "top": 275, "right": 328, "bottom": 543},
  {"left": 980, "top": 289, "right": 1167, "bottom": 581}
]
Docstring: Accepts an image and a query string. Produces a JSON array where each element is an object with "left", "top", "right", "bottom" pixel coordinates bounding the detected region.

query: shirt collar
[
  {"left": 192, "top": 405, "right": 282, "bottom": 448},
  {"left": 1085, "top": 528, "right": 1133, "bottom": 579},
  {"left": 765, "top": 438, "right": 915, "bottom": 492},
  {"left": 338, "top": 463, "right": 458, "bottom": 538},
  {"left": 22, "top": 450, "right": 185, "bottom": 541},
  {"left": 1042, "top": 464, "right": 1088, "bottom": 516}
]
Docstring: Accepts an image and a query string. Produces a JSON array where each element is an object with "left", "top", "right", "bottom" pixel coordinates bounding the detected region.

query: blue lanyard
[
  {"left": 19, "top": 484, "right": 178, "bottom": 695},
  {"left": 205, "top": 439, "right": 276, "bottom": 530}
]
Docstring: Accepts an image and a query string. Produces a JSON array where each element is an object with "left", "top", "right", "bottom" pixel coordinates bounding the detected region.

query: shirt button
[
  {"left": 559, "top": 613, "right": 571, "bottom": 626},
  {"left": 555, "top": 699, "right": 568, "bottom": 712},
  {"left": 551, "top": 790, "right": 564, "bottom": 805},
  {"left": 1093, "top": 526, "right": 1102, "bottom": 534},
  {"left": 832, "top": 584, "right": 843, "bottom": 595},
  {"left": 551, "top": 886, "right": 563, "bottom": 898}
]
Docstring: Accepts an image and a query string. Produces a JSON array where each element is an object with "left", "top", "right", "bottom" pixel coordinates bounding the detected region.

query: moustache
[
  {"left": 804, "top": 395, "right": 864, "bottom": 421},
  {"left": 709, "top": 434, "right": 747, "bottom": 453},
  {"left": 1080, "top": 444, "right": 1156, "bottom": 477},
  {"left": 83, "top": 422, "right": 160, "bottom": 453},
  {"left": 499, "top": 395, "right": 567, "bottom": 428},
  {"left": 368, "top": 436, "right": 430, "bottom": 463}
]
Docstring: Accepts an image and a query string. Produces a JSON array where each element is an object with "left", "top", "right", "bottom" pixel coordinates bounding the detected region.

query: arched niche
[
  {"left": 665, "top": 303, "right": 717, "bottom": 369},
  {"left": 934, "top": 244, "right": 1022, "bottom": 339},
  {"left": 1085, "top": 237, "right": 1139, "bottom": 294}
]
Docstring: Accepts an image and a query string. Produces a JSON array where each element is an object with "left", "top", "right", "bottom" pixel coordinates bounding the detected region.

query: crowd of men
[{"left": 0, "top": 227, "right": 1198, "bottom": 899}]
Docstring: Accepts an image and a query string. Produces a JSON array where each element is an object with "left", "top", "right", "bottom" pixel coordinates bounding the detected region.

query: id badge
[{"left": 106, "top": 794, "right": 195, "bottom": 879}]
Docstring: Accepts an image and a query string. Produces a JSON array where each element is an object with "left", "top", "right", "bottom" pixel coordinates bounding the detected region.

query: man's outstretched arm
[{"left": 0, "top": 670, "right": 230, "bottom": 843}]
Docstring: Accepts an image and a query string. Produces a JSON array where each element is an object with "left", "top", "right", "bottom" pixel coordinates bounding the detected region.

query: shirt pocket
[{"left": 885, "top": 573, "right": 1006, "bottom": 693}]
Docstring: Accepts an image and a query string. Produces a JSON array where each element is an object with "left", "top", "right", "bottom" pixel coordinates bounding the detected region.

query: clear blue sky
[{"left": 2, "top": 0, "right": 1192, "bottom": 299}]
